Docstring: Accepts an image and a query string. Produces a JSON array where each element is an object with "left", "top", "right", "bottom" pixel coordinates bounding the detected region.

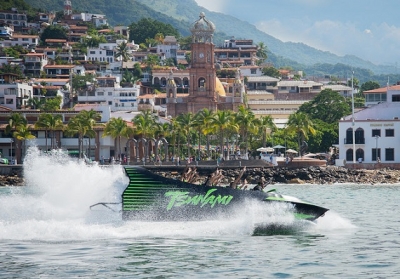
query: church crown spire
[{"left": 190, "top": 12, "right": 215, "bottom": 43}]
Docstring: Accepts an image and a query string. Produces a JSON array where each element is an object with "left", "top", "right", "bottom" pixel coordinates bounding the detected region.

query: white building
[
  {"left": 87, "top": 42, "right": 116, "bottom": 63},
  {"left": 76, "top": 76, "right": 140, "bottom": 112},
  {"left": 156, "top": 36, "right": 179, "bottom": 59},
  {"left": 0, "top": 34, "right": 39, "bottom": 48},
  {"left": 338, "top": 84, "right": 400, "bottom": 168}
]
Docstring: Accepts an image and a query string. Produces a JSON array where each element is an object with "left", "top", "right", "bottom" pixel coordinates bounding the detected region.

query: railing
[{"left": 344, "top": 138, "right": 365, "bottom": 144}]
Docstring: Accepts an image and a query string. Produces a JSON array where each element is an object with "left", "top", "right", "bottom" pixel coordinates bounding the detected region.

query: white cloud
[{"left": 256, "top": 19, "right": 400, "bottom": 65}]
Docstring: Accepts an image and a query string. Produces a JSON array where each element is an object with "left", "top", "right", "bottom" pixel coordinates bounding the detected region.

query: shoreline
[
  {"left": 1, "top": 164, "right": 400, "bottom": 187},
  {"left": 152, "top": 165, "right": 400, "bottom": 185}
]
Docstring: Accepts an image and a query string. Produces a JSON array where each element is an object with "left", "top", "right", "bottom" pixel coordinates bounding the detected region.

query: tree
[
  {"left": 114, "top": 41, "right": 130, "bottom": 62},
  {"left": 286, "top": 112, "right": 316, "bottom": 156},
  {"left": 13, "top": 124, "right": 35, "bottom": 160},
  {"left": 35, "top": 113, "right": 64, "bottom": 151},
  {"left": 297, "top": 89, "right": 351, "bottom": 124},
  {"left": 235, "top": 106, "right": 258, "bottom": 158},
  {"left": 27, "top": 97, "right": 46, "bottom": 110},
  {"left": 262, "top": 66, "right": 280, "bottom": 78},
  {"left": 210, "top": 110, "right": 238, "bottom": 160},
  {"left": 359, "top": 80, "right": 381, "bottom": 94},
  {"left": 144, "top": 54, "right": 160, "bottom": 69},
  {"left": 128, "top": 18, "right": 179, "bottom": 45},
  {"left": 194, "top": 108, "right": 214, "bottom": 159},
  {"left": 176, "top": 113, "right": 196, "bottom": 160},
  {"left": 5, "top": 113, "right": 27, "bottom": 136},
  {"left": 257, "top": 115, "right": 276, "bottom": 148},
  {"left": 40, "top": 25, "right": 67, "bottom": 43},
  {"left": 132, "top": 110, "right": 159, "bottom": 160},
  {"left": 256, "top": 42, "right": 268, "bottom": 65},
  {"left": 179, "top": 36, "right": 192, "bottom": 50},
  {"left": 103, "top": 117, "right": 133, "bottom": 161},
  {"left": 65, "top": 116, "right": 91, "bottom": 159},
  {"left": 42, "top": 96, "right": 62, "bottom": 111},
  {"left": 78, "top": 110, "right": 102, "bottom": 158}
]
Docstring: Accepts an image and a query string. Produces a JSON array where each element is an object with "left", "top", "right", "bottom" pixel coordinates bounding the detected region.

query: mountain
[{"left": 23, "top": 0, "right": 399, "bottom": 82}]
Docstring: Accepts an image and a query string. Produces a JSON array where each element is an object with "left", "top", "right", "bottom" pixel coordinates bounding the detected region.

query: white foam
[{"left": 0, "top": 147, "right": 354, "bottom": 240}]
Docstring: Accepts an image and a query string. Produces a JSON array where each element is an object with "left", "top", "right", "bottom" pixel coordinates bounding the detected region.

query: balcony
[{"left": 344, "top": 138, "right": 365, "bottom": 144}]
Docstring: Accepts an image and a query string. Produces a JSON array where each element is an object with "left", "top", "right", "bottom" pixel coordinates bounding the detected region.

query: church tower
[
  {"left": 187, "top": 12, "right": 218, "bottom": 113},
  {"left": 166, "top": 70, "right": 177, "bottom": 99}
]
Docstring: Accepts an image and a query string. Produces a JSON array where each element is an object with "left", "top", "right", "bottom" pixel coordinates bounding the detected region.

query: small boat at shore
[{"left": 91, "top": 167, "right": 329, "bottom": 224}]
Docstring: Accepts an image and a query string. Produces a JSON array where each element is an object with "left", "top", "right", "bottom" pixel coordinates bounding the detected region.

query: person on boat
[
  {"left": 229, "top": 166, "right": 246, "bottom": 189},
  {"left": 238, "top": 179, "right": 248, "bottom": 190},
  {"left": 205, "top": 168, "right": 224, "bottom": 186},
  {"left": 252, "top": 177, "right": 267, "bottom": 191}
]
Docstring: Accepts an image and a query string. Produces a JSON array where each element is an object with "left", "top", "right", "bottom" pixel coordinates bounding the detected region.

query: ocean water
[{"left": 0, "top": 147, "right": 399, "bottom": 278}]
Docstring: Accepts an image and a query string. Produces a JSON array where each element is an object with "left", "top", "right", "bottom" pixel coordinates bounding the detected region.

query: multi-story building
[
  {"left": 214, "top": 38, "right": 258, "bottom": 67},
  {"left": 0, "top": 9, "right": 27, "bottom": 31},
  {"left": 87, "top": 42, "right": 117, "bottom": 63},
  {"left": 338, "top": 85, "right": 400, "bottom": 168},
  {"left": 76, "top": 76, "right": 140, "bottom": 112},
  {"left": 156, "top": 36, "right": 179, "bottom": 60},
  {"left": 24, "top": 51, "right": 48, "bottom": 78},
  {"left": 1, "top": 34, "right": 39, "bottom": 48},
  {"left": 44, "top": 64, "right": 75, "bottom": 79}
]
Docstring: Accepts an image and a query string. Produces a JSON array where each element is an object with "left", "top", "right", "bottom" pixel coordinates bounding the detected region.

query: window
[
  {"left": 97, "top": 92, "right": 104, "bottom": 96},
  {"left": 108, "top": 101, "right": 112, "bottom": 105},
  {"left": 385, "top": 148, "right": 394, "bottom": 161},
  {"left": 372, "top": 129, "right": 381, "bottom": 137},
  {"left": 250, "top": 69, "right": 256, "bottom": 74},
  {"left": 108, "top": 92, "right": 112, "bottom": 96},
  {"left": 372, "top": 148, "right": 381, "bottom": 161},
  {"left": 392, "top": 95, "right": 400, "bottom": 102},
  {"left": 385, "top": 129, "right": 394, "bottom": 137},
  {"left": 89, "top": 51, "right": 95, "bottom": 54}
]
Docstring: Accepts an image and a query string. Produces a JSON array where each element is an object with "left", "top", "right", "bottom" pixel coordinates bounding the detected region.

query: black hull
[{"left": 122, "top": 167, "right": 328, "bottom": 222}]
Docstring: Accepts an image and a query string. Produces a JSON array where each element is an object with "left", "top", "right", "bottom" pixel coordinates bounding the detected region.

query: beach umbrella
[
  {"left": 273, "top": 145, "right": 286, "bottom": 149},
  {"left": 286, "top": 149, "right": 298, "bottom": 154},
  {"left": 257, "top": 147, "right": 274, "bottom": 152}
]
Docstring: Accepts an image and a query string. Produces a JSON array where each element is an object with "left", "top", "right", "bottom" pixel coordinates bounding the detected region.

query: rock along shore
[
  {"left": 153, "top": 166, "right": 400, "bottom": 185},
  {"left": 1, "top": 165, "right": 400, "bottom": 186}
]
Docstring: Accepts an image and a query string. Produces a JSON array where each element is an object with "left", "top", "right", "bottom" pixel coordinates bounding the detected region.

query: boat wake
[{"left": 0, "top": 147, "right": 354, "bottom": 240}]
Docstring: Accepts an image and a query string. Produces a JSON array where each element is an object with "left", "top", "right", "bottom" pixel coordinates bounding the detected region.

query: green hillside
[{"left": 20, "top": 0, "right": 400, "bottom": 84}]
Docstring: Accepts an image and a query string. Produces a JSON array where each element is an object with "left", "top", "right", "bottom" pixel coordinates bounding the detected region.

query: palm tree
[
  {"left": 103, "top": 117, "right": 133, "bottom": 161},
  {"left": 65, "top": 116, "right": 92, "bottom": 159},
  {"left": 35, "top": 113, "right": 64, "bottom": 151},
  {"left": 258, "top": 115, "right": 277, "bottom": 148},
  {"left": 194, "top": 108, "right": 214, "bottom": 159},
  {"left": 27, "top": 97, "right": 45, "bottom": 110},
  {"left": 132, "top": 110, "right": 159, "bottom": 160},
  {"left": 210, "top": 110, "right": 238, "bottom": 160},
  {"left": 78, "top": 110, "right": 102, "bottom": 158},
  {"left": 286, "top": 112, "right": 316, "bottom": 157},
  {"left": 235, "top": 105, "right": 258, "bottom": 158},
  {"left": 5, "top": 113, "right": 27, "bottom": 136},
  {"left": 176, "top": 112, "right": 196, "bottom": 160},
  {"left": 154, "top": 33, "right": 164, "bottom": 44},
  {"left": 114, "top": 41, "right": 130, "bottom": 62},
  {"left": 13, "top": 124, "right": 36, "bottom": 160},
  {"left": 256, "top": 42, "right": 268, "bottom": 65}
]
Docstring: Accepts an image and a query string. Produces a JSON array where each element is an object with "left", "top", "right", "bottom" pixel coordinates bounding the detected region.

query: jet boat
[{"left": 91, "top": 166, "right": 328, "bottom": 223}]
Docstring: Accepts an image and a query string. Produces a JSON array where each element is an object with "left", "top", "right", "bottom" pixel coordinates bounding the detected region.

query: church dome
[
  {"left": 190, "top": 12, "right": 215, "bottom": 43},
  {"left": 215, "top": 77, "right": 226, "bottom": 96}
]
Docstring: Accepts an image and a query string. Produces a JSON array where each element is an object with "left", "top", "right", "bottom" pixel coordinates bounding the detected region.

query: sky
[{"left": 194, "top": 0, "right": 400, "bottom": 66}]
